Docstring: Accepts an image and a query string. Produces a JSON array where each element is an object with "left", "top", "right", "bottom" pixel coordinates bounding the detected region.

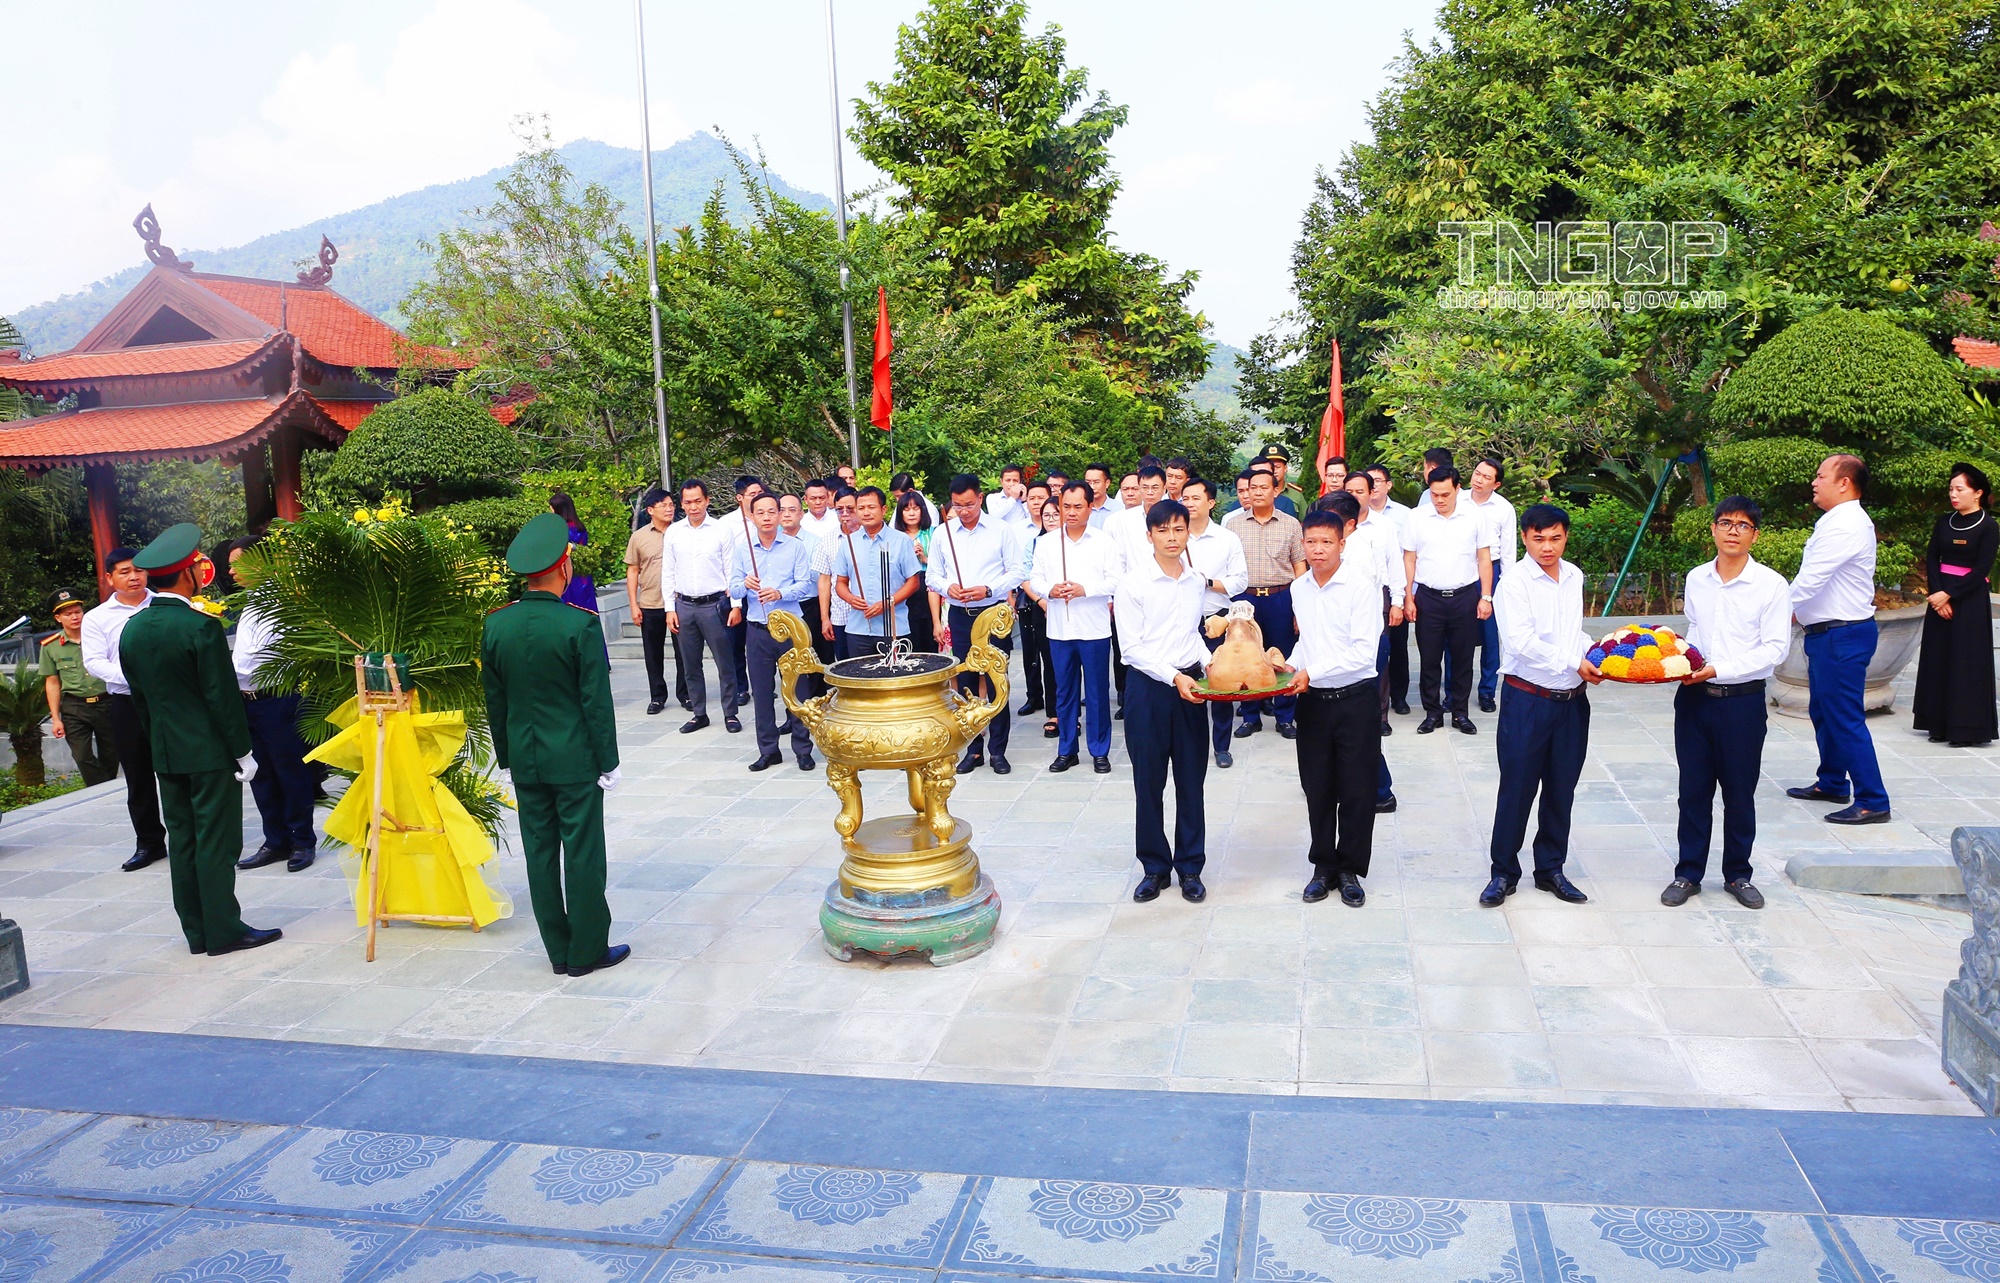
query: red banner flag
[
  {"left": 1313, "top": 337, "right": 1345, "bottom": 495},
  {"left": 870, "top": 286, "right": 893, "bottom": 432}
]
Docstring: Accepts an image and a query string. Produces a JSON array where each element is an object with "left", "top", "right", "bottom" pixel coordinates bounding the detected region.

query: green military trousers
[
  {"left": 515, "top": 781, "right": 610, "bottom": 972},
  {"left": 156, "top": 768, "right": 246, "bottom": 954}
]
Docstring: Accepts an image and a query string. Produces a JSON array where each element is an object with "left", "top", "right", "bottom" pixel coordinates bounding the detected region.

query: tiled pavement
[{"left": 0, "top": 639, "right": 1987, "bottom": 1110}]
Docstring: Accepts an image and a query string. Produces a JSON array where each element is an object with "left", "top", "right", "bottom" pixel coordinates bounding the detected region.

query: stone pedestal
[
  {"left": 821, "top": 816, "right": 1000, "bottom": 966},
  {"left": 0, "top": 917, "right": 28, "bottom": 1002},
  {"left": 1944, "top": 827, "right": 2000, "bottom": 1115},
  {"left": 1770, "top": 606, "right": 1925, "bottom": 719}
]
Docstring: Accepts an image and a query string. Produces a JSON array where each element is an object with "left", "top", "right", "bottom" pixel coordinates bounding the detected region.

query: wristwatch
[{"left": 1480, "top": 594, "right": 1494, "bottom": 602}]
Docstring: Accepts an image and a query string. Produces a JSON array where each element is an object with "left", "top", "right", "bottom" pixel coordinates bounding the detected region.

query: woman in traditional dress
[
  {"left": 1913, "top": 462, "right": 1997, "bottom": 747},
  {"left": 894, "top": 489, "right": 938, "bottom": 653}
]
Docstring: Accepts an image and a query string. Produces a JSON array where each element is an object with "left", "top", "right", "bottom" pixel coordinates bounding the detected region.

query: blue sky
[{"left": 2, "top": 0, "right": 1438, "bottom": 348}]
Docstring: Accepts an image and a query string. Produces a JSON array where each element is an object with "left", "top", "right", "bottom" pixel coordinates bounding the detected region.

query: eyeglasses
[{"left": 1712, "top": 520, "right": 1758, "bottom": 534}]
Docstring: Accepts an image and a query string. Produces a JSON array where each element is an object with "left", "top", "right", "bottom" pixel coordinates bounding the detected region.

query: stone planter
[
  {"left": 1944, "top": 827, "right": 2000, "bottom": 1115},
  {"left": 0, "top": 917, "right": 26, "bottom": 1002},
  {"left": 1770, "top": 604, "right": 1926, "bottom": 719}
]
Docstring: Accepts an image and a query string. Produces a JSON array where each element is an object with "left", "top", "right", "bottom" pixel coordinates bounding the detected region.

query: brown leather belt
[
  {"left": 1245, "top": 585, "right": 1290, "bottom": 598},
  {"left": 1505, "top": 674, "right": 1584, "bottom": 702}
]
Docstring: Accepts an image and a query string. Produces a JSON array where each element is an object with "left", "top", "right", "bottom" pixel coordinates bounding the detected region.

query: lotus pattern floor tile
[
  {"left": 658, "top": 1252, "right": 933, "bottom": 1283},
  {"left": 1245, "top": 1191, "right": 1520, "bottom": 1282},
  {"left": 1832, "top": 1214, "right": 2000, "bottom": 1283},
  {"left": 0, "top": 1114, "right": 284, "bottom": 1202},
  {"left": 1537, "top": 1203, "right": 1843, "bottom": 1280},
  {"left": 0, "top": 1195, "right": 177, "bottom": 1283},
  {"left": 683, "top": 1161, "right": 975, "bottom": 1265},
  {"left": 369, "top": 1228, "right": 656, "bottom": 1283},
  {"left": 206, "top": 1126, "right": 496, "bottom": 1222},
  {"left": 947, "top": 1175, "right": 1238, "bottom": 1281},
  {"left": 0, "top": 1107, "right": 89, "bottom": 1169},
  {"left": 88, "top": 1209, "right": 406, "bottom": 1283},
  {"left": 432, "top": 1142, "right": 723, "bottom": 1246}
]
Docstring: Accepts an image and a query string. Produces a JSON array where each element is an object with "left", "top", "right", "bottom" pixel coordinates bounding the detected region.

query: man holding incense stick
[{"left": 929, "top": 473, "right": 1026, "bottom": 775}]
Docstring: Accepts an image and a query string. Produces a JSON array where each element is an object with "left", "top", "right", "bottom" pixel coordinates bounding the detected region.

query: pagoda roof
[
  {"left": 190, "top": 275, "right": 450, "bottom": 369},
  {"left": 0, "top": 337, "right": 283, "bottom": 392},
  {"left": 1955, "top": 336, "right": 2000, "bottom": 371},
  {"left": 0, "top": 393, "right": 345, "bottom": 468}
]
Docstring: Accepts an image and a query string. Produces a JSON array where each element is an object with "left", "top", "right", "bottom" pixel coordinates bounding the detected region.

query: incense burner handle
[
  {"left": 769, "top": 611, "right": 830, "bottom": 734},
  {"left": 948, "top": 602, "right": 1015, "bottom": 741}
]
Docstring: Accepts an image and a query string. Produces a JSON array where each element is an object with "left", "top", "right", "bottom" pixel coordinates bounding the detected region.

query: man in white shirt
[
  {"left": 1482, "top": 503, "right": 1600, "bottom": 909},
  {"left": 1665, "top": 496, "right": 1793, "bottom": 910},
  {"left": 800, "top": 478, "right": 842, "bottom": 544},
  {"left": 1283, "top": 504, "right": 1386, "bottom": 908},
  {"left": 1116, "top": 498, "right": 1211, "bottom": 904},
  {"left": 985, "top": 464, "right": 1034, "bottom": 534},
  {"left": 1030, "top": 482, "right": 1120, "bottom": 773},
  {"left": 664, "top": 479, "right": 742, "bottom": 735},
  {"left": 1181, "top": 477, "right": 1249, "bottom": 767},
  {"left": 929, "top": 474, "right": 1027, "bottom": 774},
  {"left": 1108, "top": 465, "right": 1169, "bottom": 575},
  {"left": 833, "top": 487, "right": 925, "bottom": 663},
  {"left": 730, "top": 493, "right": 818, "bottom": 773},
  {"left": 82, "top": 547, "right": 167, "bottom": 870},
  {"left": 233, "top": 568, "right": 318, "bottom": 875},
  {"left": 1084, "top": 462, "right": 1119, "bottom": 527},
  {"left": 1365, "top": 464, "right": 1413, "bottom": 715},
  {"left": 1164, "top": 456, "right": 1192, "bottom": 501},
  {"left": 1785, "top": 453, "right": 1891, "bottom": 823},
  {"left": 1468, "top": 457, "right": 1518, "bottom": 713},
  {"left": 1344, "top": 472, "right": 1405, "bottom": 739},
  {"left": 812, "top": 488, "right": 862, "bottom": 668},
  {"left": 1402, "top": 465, "right": 1493, "bottom": 733}
]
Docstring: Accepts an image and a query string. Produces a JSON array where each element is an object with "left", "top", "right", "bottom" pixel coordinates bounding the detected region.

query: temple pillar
[
  {"left": 84, "top": 464, "right": 120, "bottom": 600},
  {"left": 272, "top": 427, "right": 303, "bottom": 523},
  {"left": 242, "top": 443, "right": 276, "bottom": 533}
]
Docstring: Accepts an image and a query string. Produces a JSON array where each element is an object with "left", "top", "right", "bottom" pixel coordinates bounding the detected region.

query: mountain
[
  {"left": 1186, "top": 342, "right": 1265, "bottom": 426},
  {"left": 9, "top": 133, "right": 832, "bottom": 354}
]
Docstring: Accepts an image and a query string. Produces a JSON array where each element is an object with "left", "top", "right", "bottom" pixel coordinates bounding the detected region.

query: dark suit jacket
[
  {"left": 120, "top": 595, "right": 252, "bottom": 774},
  {"left": 481, "top": 591, "right": 619, "bottom": 785}
]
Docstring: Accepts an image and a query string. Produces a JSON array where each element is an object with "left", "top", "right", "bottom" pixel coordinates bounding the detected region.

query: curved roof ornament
[
  {"left": 132, "top": 204, "right": 194, "bottom": 274},
  {"left": 296, "top": 235, "right": 339, "bottom": 287}
]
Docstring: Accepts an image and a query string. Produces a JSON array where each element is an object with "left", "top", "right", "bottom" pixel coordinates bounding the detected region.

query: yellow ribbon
[{"left": 305, "top": 694, "right": 513, "bottom": 929}]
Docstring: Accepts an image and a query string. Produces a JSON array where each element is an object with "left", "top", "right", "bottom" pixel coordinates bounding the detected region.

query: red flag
[
  {"left": 1313, "top": 338, "right": 1345, "bottom": 495},
  {"left": 870, "top": 286, "right": 893, "bottom": 432}
]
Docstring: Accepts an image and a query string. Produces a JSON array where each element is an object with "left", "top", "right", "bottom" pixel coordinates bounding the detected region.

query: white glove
[
  {"left": 234, "top": 754, "right": 259, "bottom": 783},
  {"left": 597, "top": 767, "right": 622, "bottom": 792}
]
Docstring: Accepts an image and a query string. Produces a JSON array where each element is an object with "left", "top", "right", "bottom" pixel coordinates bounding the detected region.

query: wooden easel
[{"left": 354, "top": 656, "right": 476, "bottom": 961}]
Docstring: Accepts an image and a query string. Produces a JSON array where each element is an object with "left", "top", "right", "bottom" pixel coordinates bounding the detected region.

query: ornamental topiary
[
  {"left": 317, "top": 388, "right": 524, "bottom": 509},
  {"left": 1712, "top": 309, "right": 1973, "bottom": 449}
]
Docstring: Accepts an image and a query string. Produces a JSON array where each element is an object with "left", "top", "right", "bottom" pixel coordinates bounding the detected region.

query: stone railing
[{"left": 1945, "top": 826, "right": 2000, "bottom": 1114}]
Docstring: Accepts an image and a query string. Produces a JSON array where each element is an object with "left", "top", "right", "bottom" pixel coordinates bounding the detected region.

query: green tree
[{"left": 315, "top": 388, "right": 524, "bottom": 509}]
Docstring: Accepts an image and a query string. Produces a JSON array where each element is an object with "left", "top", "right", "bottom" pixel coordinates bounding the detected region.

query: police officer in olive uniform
[
  {"left": 483, "top": 513, "right": 629, "bottom": 978},
  {"left": 39, "top": 587, "right": 118, "bottom": 785},
  {"left": 118, "top": 524, "right": 282, "bottom": 957}
]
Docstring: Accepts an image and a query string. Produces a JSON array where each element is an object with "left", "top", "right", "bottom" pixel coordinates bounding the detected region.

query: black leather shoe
[
  {"left": 1724, "top": 880, "right": 1766, "bottom": 909},
  {"left": 236, "top": 845, "right": 288, "bottom": 871},
  {"left": 1303, "top": 873, "right": 1333, "bottom": 903},
  {"left": 551, "top": 960, "right": 567, "bottom": 974},
  {"left": 1380, "top": 718, "right": 1392, "bottom": 736},
  {"left": 1215, "top": 750, "right": 1234, "bottom": 768},
  {"left": 680, "top": 716, "right": 710, "bottom": 734},
  {"left": 1339, "top": 873, "right": 1365, "bottom": 907},
  {"left": 1825, "top": 804, "right": 1890, "bottom": 825},
  {"left": 678, "top": 697, "right": 694, "bottom": 711},
  {"left": 957, "top": 750, "right": 985, "bottom": 774},
  {"left": 1375, "top": 795, "right": 1397, "bottom": 813},
  {"left": 208, "top": 926, "right": 282, "bottom": 957},
  {"left": 1392, "top": 700, "right": 1411, "bottom": 716},
  {"left": 1274, "top": 722, "right": 1296, "bottom": 740},
  {"left": 990, "top": 754, "right": 1011, "bottom": 775},
  {"left": 1233, "top": 721, "right": 1261, "bottom": 739},
  {"left": 748, "top": 752, "right": 783, "bottom": 772},
  {"left": 1661, "top": 878, "right": 1698, "bottom": 907},
  {"left": 1479, "top": 695, "right": 1497, "bottom": 713},
  {"left": 1180, "top": 876, "right": 1207, "bottom": 903},
  {"left": 287, "top": 848, "right": 316, "bottom": 873},
  {"left": 1133, "top": 873, "right": 1171, "bottom": 903},
  {"left": 1453, "top": 716, "right": 1477, "bottom": 735},
  {"left": 1478, "top": 876, "right": 1515, "bottom": 907},
  {"left": 797, "top": 753, "right": 816, "bottom": 771},
  {"left": 1786, "top": 784, "right": 1849, "bottom": 803},
  {"left": 567, "top": 943, "right": 631, "bottom": 977},
  {"left": 724, "top": 716, "right": 743, "bottom": 734},
  {"left": 1534, "top": 871, "right": 1589, "bottom": 903},
  {"left": 1115, "top": 706, "right": 1125, "bottom": 720},
  {"left": 1092, "top": 755, "right": 1111, "bottom": 774},
  {"left": 1018, "top": 698, "right": 1041, "bottom": 715},
  {"left": 646, "top": 700, "right": 666, "bottom": 715},
  {"left": 1049, "top": 753, "right": 1079, "bottom": 773},
  {"left": 1417, "top": 716, "right": 1443, "bottom": 734},
  {"left": 122, "top": 848, "right": 167, "bottom": 872}
]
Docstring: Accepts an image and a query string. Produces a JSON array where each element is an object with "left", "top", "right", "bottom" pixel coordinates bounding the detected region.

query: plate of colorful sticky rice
[{"left": 1587, "top": 624, "right": 1705, "bottom": 683}]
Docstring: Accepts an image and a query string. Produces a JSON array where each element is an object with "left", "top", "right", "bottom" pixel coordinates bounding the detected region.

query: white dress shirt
[
  {"left": 232, "top": 603, "right": 281, "bottom": 693},
  {"left": 812, "top": 533, "right": 853, "bottom": 626},
  {"left": 1402, "top": 501, "right": 1488, "bottom": 590},
  {"left": 985, "top": 492, "right": 1034, "bottom": 534},
  {"left": 1495, "top": 558, "right": 1592, "bottom": 690},
  {"left": 1790, "top": 500, "right": 1877, "bottom": 624},
  {"left": 81, "top": 592, "right": 155, "bottom": 694},
  {"left": 1113, "top": 557, "right": 1208, "bottom": 685},
  {"left": 1377, "top": 499, "right": 1412, "bottom": 540},
  {"left": 663, "top": 514, "right": 735, "bottom": 599},
  {"left": 1028, "top": 527, "right": 1119, "bottom": 640},
  {"left": 1288, "top": 558, "right": 1385, "bottom": 688},
  {"left": 925, "top": 515, "right": 1024, "bottom": 610},
  {"left": 1347, "top": 513, "right": 1404, "bottom": 607},
  {"left": 1107, "top": 504, "right": 1153, "bottom": 578},
  {"left": 800, "top": 508, "right": 842, "bottom": 545},
  {"left": 1684, "top": 556, "right": 1793, "bottom": 684},
  {"left": 1474, "top": 491, "right": 1518, "bottom": 564},
  {"left": 1184, "top": 521, "right": 1249, "bottom": 615}
]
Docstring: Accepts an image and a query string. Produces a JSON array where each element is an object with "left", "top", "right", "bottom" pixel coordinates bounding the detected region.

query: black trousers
[
  {"left": 1674, "top": 683, "right": 1766, "bottom": 886},
  {"left": 1018, "top": 598, "right": 1055, "bottom": 712},
  {"left": 948, "top": 604, "right": 1013, "bottom": 755},
  {"left": 1490, "top": 682, "right": 1590, "bottom": 881},
  {"left": 1387, "top": 619, "right": 1412, "bottom": 706},
  {"left": 1125, "top": 670, "right": 1207, "bottom": 880},
  {"left": 639, "top": 607, "right": 687, "bottom": 706},
  {"left": 1295, "top": 682, "right": 1381, "bottom": 877},
  {"left": 728, "top": 615, "right": 750, "bottom": 701},
  {"left": 747, "top": 623, "right": 814, "bottom": 759},
  {"left": 243, "top": 693, "right": 316, "bottom": 852},
  {"left": 105, "top": 693, "right": 166, "bottom": 853},
  {"left": 1414, "top": 584, "right": 1478, "bottom": 718}
]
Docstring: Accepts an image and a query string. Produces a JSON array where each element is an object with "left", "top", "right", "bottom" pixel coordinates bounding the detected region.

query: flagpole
[
  {"left": 825, "top": 0, "right": 861, "bottom": 473},
  {"left": 634, "top": 0, "right": 672, "bottom": 489}
]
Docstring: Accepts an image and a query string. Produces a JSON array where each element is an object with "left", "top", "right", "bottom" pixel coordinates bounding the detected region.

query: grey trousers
[
  {"left": 747, "top": 621, "right": 813, "bottom": 759},
  {"left": 676, "top": 595, "right": 740, "bottom": 719}
]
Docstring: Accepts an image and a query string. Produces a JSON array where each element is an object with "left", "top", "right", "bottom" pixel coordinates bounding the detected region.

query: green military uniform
[
  {"left": 39, "top": 589, "right": 117, "bottom": 786},
  {"left": 119, "top": 526, "right": 254, "bottom": 955},
  {"left": 483, "top": 514, "right": 621, "bottom": 974}
]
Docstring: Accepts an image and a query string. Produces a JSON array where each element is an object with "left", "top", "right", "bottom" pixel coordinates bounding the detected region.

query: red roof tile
[
  {"left": 310, "top": 398, "right": 385, "bottom": 431},
  {"left": 1955, "top": 336, "right": 2000, "bottom": 371},
  {"left": 0, "top": 338, "right": 276, "bottom": 387},
  {"left": 192, "top": 276, "right": 462, "bottom": 370},
  {"left": 0, "top": 396, "right": 334, "bottom": 467}
]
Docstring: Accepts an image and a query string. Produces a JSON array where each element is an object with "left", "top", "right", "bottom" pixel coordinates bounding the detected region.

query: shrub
[
  {"left": 316, "top": 389, "right": 524, "bottom": 509},
  {"left": 1712, "top": 309, "right": 1973, "bottom": 450},
  {"left": 515, "top": 465, "right": 650, "bottom": 582},
  {"left": 429, "top": 496, "right": 544, "bottom": 563}
]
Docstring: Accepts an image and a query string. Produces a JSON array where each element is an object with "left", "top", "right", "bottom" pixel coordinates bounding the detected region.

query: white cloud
[
  {"left": 1123, "top": 151, "right": 1226, "bottom": 198},
  {"left": 1213, "top": 78, "right": 1332, "bottom": 127}
]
